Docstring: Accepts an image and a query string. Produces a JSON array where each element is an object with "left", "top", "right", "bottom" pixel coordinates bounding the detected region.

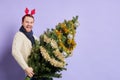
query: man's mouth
[{"left": 26, "top": 26, "right": 32, "bottom": 28}]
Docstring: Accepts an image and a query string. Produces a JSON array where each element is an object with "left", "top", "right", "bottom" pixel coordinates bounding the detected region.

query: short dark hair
[{"left": 22, "top": 14, "right": 34, "bottom": 22}]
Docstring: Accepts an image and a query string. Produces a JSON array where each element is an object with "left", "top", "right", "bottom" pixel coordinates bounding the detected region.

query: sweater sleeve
[{"left": 12, "top": 32, "right": 28, "bottom": 70}]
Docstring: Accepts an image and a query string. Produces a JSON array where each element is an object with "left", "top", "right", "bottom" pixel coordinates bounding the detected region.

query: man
[{"left": 12, "top": 11, "right": 36, "bottom": 78}]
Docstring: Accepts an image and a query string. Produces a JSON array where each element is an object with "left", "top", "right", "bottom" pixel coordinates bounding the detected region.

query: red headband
[{"left": 25, "top": 8, "right": 35, "bottom": 15}]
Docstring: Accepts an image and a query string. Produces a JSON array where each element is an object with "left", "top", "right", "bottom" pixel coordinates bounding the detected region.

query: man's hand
[{"left": 25, "top": 67, "right": 34, "bottom": 78}]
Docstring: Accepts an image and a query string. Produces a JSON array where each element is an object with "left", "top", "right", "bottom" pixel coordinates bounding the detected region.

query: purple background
[{"left": 0, "top": 0, "right": 120, "bottom": 80}]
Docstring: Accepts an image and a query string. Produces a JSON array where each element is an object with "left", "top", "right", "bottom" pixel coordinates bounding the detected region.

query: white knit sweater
[{"left": 12, "top": 31, "right": 37, "bottom": 70}]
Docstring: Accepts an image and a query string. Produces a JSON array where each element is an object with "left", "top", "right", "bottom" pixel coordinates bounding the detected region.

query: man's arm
[{"left": 12, "top": 32, "right": 34, "bottom": 77}]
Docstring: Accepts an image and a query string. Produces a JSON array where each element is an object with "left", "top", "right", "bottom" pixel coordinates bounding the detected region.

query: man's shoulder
[
  {"left": 33, "top": 35, "right": 39, "bottom": 41},
  {"left": 14, "top": 31, "right": 25, "bottom": 37}
]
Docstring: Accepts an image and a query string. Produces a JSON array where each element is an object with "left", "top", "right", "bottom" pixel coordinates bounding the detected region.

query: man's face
[{"left": 22, "top": 16, "right": 34, "bottom": 32}]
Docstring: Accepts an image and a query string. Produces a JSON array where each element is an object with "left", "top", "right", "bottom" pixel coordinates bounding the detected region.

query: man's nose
[{"left": 28, "top": 23, "right": 32, "bottom": 25}]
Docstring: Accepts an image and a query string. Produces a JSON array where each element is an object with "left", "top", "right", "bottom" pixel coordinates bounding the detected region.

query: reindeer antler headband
[{"left": 25, "top": 8, "right": 35, "bottom": 15}]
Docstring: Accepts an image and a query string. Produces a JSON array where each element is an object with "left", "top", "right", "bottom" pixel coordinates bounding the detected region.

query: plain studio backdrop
[{"left": 0, "top": 0, "right": 120, "bottom": 80}]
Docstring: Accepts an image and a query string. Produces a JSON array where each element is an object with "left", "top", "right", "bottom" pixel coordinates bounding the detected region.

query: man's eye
[{"left": 26, "top": 21, "right": 29, "bottom": 23}]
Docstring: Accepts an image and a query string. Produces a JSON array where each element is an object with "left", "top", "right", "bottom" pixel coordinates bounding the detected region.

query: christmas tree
[{"left": 25, "top": 16, "right": 79, "bottom": 80}]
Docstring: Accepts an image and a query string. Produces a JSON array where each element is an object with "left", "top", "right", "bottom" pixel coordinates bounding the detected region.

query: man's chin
[{"left": 26, "top": 29, "right": 32, "bottom": 32}]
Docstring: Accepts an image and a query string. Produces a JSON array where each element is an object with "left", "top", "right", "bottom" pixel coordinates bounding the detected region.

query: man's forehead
[{"left": 24, "top": 16, "right": 34, "bottom": 21}]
